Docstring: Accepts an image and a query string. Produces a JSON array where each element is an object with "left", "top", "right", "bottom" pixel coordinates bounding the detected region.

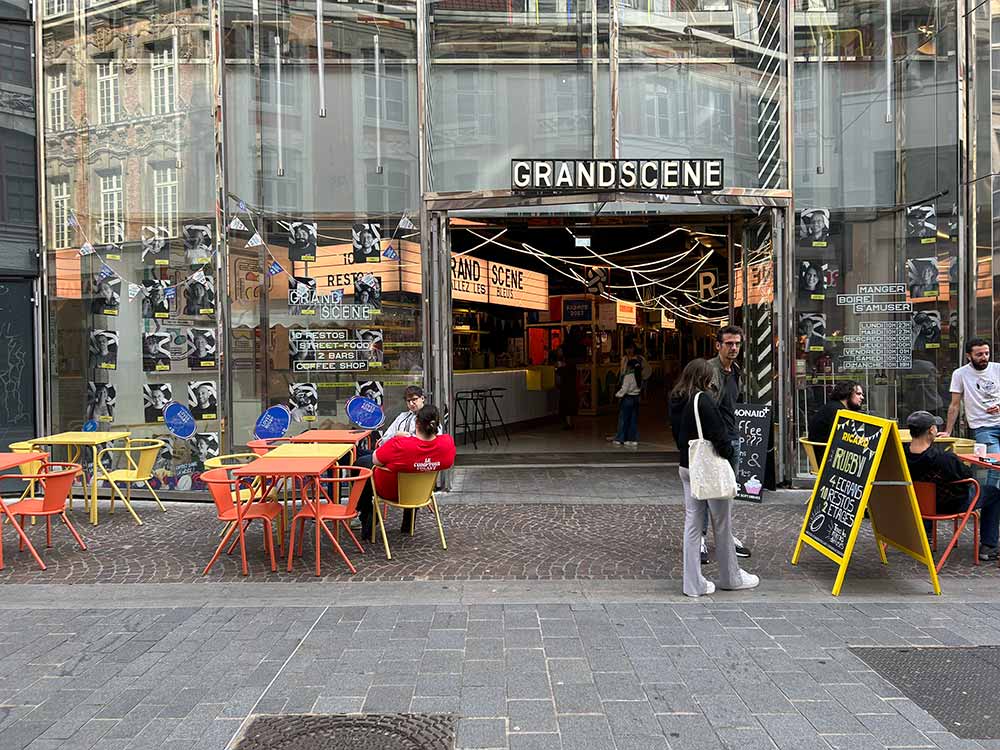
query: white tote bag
[{"left": 688, "top": 392, "right": 737, "bottom": 501}]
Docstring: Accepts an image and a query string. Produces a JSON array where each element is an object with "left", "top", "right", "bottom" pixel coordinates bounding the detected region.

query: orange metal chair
[
  {"left": 288, "top": 465, "right": 372, "bottom": 575},
  {"left": 201, "top": 467, "right": 284, "bottom": 576},
  {"left": 247, "top": 438, "right": 292, "bottom": 456},
  {"left": 0, "top": 462, "right": 86, "bottom": 570},
  {"left": 914, "top": 478, "right": 981, "bottom": 572}
]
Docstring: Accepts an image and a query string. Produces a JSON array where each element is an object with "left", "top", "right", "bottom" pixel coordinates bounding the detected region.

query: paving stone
[
  {"left": 506, "top": 734, "right": 562, "bottom": 750},
  {"left": 462, "top": 686, "right": 507, "bottom": 717},
  {"left": 456, "top": 718, "right": 507, "bottom": 750},
  {"left": 362, "top": 685, "right": 414, "bottom": 713},
  {"left": 507, "top": 700, "right": 558, "bottom": 733},
  {"left": 857, "top": 714, "right": 934, "bottom": 747},
  {"left": 507, "top": 673, "right": 552, "bottom": 701},
  {"left": 557, "top": 715, "right": 615, "bottom": 750},
  {"left": 553, "top": 683, "right": 602, "bottom": 715},
  {"left": 658, "top": 713, "right": 725, "bottom": 750}
]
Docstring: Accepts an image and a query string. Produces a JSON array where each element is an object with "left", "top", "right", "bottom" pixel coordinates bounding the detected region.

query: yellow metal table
[
  {"left": 264, "top": 443, "right": 354, "bottom": 461},
  {"left": 30, "top": 431, "right": 131, "bottom": 525}
]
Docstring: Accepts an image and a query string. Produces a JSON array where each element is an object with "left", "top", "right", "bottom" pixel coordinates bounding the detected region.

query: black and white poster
[
  {"left": 92, "top": 274, "right": 121, "bottom": 315},
  {"left": 799, "top": 208, "right": 830, "bottom": 246},
  {"left": 144, "top": 383, "right": 172, "bottom": 423},
  {"left": 183, "top": 224, "right": 213, "bottom": 265},
  {"left": 906, "top": 257, "right": 939, "bottom": 299},
  {"left": 912, "top": 310, "right": 942, "bottom": 350},
  {"left": 906, "top": 204, "right": 937, "bottom": 241},
  {"left": 86, "top": 382, "right": 116, "bottom": 422},
  {"left": 355, "top": 380, "right": 384, "bottom": 405},
  {"left": 798, "top": 313, "right": 826, "bottom": 351},
  {"left": 358, "top": 328, "right": 384, "bottom": 365},
  {"left": 90, "top": 329, "right": 119, "bottom": 370},
  {"left": 142, "top": 279, "right": 170, "bottom": 319},
  {"left": 143, "top": 331, "right": 172, "bottom": 372},
  {"left": 289, "top": 276, "right": 317, "bottom": 312},
  {"left": 188, "top": 432, "right": 219, "bottom": 465},
  {"left": 183, "top": 274, "right": 216, "bottom": 316},
  {"left": 288, "top": 222, "right": 317, "bottom": 262},
  {"left": 187, "top": 328, "right": 217, "bottom": 369},
  {"left": 352, "top": 222, "right": 382, "bottom": 263},
  {"left": 797, "top": 261, "right": 825, "bottom": 300},
  {"left": 289, "top": 382, "right": 319, "bottom": 422},
  {"left": 141, "top": 225, "right": 170, "bottom": 265},
  {"left": 354, "top": 273, "right": 382, "bottom": 309},
  {"left": 188, "top": 380, "right": 218, "bottom": 420}
]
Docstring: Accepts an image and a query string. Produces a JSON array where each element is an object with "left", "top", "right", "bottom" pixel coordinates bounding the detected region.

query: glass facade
[{"left": 32, "top": 0, "right": 1000, "bottom": 490}]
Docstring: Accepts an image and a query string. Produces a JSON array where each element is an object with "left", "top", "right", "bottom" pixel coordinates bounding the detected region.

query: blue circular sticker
[
  {"left": 346, "top": 397, "right": 385, "bottom": 430},
  {"left": 82, "top": 420, "right": 98, "bottom": 432},
  {"left": 254, "top": 405, "right": 291, "bottom": 440},
  {"left": 163, "top": 401, "right": 197, "bottom": 439}
]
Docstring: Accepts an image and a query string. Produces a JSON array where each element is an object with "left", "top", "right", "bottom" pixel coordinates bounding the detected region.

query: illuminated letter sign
[{"left": 511, "top": 159, "right": 725, "bottom": 193}]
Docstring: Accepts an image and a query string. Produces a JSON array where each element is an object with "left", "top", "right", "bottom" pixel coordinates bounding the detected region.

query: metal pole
[
  {"left": 274, "top": 34, "right": 285, "bottom": 176},
  {"left": 609, "top": 0, "right": 619, "bottom": 158},
  {"left": 375, "top": 33, "right": 383, "bottom": 174},
  {"left": 591, "top": 0, "right": 598, "bottom": 158},
  {"left": 885, "top": 0, "right": 893, "bottom": 123},
  {"left": 316, "top": 0, "right": 327, "bottom": 117},
  {"left": 816, "top": 32, "right": 824, "bottom": 175},
  {"left": 33, "top": 0, "right": 49, "bottom": 434}
]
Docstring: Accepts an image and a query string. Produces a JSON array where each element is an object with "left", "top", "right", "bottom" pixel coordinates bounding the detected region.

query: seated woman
[{"left": 357, "top": 405, "right": 455, "bottom": 538}]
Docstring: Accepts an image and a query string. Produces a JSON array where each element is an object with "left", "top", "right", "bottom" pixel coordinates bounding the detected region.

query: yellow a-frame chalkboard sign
[{"left": 792, "top": 411, "right": 940, "bottom": 596}]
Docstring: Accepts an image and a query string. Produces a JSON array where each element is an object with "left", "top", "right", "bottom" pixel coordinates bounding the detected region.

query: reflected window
[
  {"left": 543, "top": 76, "right": 581, "bottom": 133},
  {"left": 44, "top": 0, "right": 67, "bottom": 17},
  {"left": 0, "top": 131, "right": 35, "bottom": 227},
  {"left": 0, "top": 26, "right": 30, "bottom": 87},
  {"left": 366, "top": 159, "right": 411, "bottom": 214},
  {"left": 695, "top": 85, "right": 732, "bottom": 147},
  {"left": 262, "top": 146, "right": 301, "bottom": 209},
  {"left": 46, "top": 68, "right": 67, "bottom": 132},
  {"left": 365, "top": 57, "right": 408, "bottom": 126},
  {"left": 153, "top": 165, "right": 178, "bottom": 236},
  {"left": 454, "top": 69, "right": 495, "bottom": 137},
  {"left": 97, "top": 57, "right": 120, "bottom": 125},
  {"left": 150, "top": 47, "right": 175, "bottom": 116},
  {"left": 643, "top": 82, "right": 682, "bottom": 139},
  {"left": 49, "top": 179, "right": 70, "bottom": 249},
  {"left": 99, "top": 172, "right": 123, "bottom": 245}
]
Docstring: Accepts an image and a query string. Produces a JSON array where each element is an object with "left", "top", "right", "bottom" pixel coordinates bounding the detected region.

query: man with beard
[
  {"left": 807, "top": 381, "right": 865, "bottom": 444},
  {"left": 945, "top": 339, "right": 1000, "bottom": 467}
]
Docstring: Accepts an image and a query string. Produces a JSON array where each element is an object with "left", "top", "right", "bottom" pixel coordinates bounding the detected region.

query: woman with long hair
[{"left": 669, "top": 358, "right": 759, "bottom": 597}]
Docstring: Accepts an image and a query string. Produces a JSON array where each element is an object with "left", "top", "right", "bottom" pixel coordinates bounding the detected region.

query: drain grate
[
  {"left": 851, "top": 646, "right": 1000, "bottom": 739},
  {"left": 234, "top": 714, "right": 456, "bottom": 750}
]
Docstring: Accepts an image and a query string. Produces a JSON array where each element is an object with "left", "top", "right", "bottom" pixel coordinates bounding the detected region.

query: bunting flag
[
  {"left": 97, "top": 263, "right": 116, "bottom": 281},
  {"left": 127, "top": 283, "right": 142, "bottom": 301},
  {"left": 246, "top": 232, "right": 263, "bottom": 248},
  {"left": 330, "top": 289, "right": 344, "bottom": 303},
  {"left": 79, "top": 242, "right": 95, "bottom": 257},
  {"left": 164, "top": 285, "right": 176, "bottom": 300},
  {"left": 67, "top": 212, "right": 79, "bottom": 228},
  {"left": 229, "top": 216, "right": 247, "bottom": 231},
  {"left": 383, "top": 245, "right": 399, "bottom": 261},
  {"left": 191, "top": 269, "right": 207, "bottom": 284},
  {"left": 239, "top": 199, "right": 247, "bottom": 212},
  {"left": 398, "top": 215, "right": 415, "bottom": 230},
  {"left": 267, "top": 260, "right": 284, "bottom": 277}
]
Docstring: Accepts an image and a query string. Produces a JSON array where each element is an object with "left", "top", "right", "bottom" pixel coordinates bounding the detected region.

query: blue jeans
[
  {"left": 703, "top": 438, "right": 740, "bottom": 535},
  {"left": 974, "top": 426, "right": 1000, "bottom": 489},
  {"left": 966, "top": 484, "right": 1000, "bottom": 548},
  {"left": 615, "top": 395, "right": 639, "bottom": 443}
]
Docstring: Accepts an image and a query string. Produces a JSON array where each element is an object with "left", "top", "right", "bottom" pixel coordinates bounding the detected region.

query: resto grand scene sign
[{"left": 511, "top": 159, "right": 725, "bottom": 193}]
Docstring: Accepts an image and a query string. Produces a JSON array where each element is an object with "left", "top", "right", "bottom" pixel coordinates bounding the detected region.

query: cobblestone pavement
[
  {"left": 2, "top": 600, "right": 999, "bottom": 750},
  {"left": 0, "top": 500, "right": 986, "bottom": 586}
]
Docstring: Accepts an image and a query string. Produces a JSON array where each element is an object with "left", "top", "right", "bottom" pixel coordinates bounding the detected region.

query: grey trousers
[{"left": 680, "top": 467, "right": 742, "bottom": 597}]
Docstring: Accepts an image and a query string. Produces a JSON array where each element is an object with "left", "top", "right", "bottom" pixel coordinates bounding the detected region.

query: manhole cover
[
  {"left": 851, "top": 646, "right": 1000, "bottom": 739},
  {"left": 235, "top": 714, "right": 455, "bottom": 750}
]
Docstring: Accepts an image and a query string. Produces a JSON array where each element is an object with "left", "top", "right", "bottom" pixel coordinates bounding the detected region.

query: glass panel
[
  {"left": 0, "top": 280, "right": 36, "bottom": 449},
  {"left": 42, "top": 0, "right": 219, "bottom": 491}
]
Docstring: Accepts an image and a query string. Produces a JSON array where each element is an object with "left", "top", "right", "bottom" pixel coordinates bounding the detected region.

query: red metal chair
[
  {"left": 914, "top": 478, "right": 981, "bottom": 572},
  {"left": 1, "top": 462, "right": 85, "bottom": 570},
  {"left": 201, "top": 467, "right": 283, "bottom": 576},
  {"left": 288, "top": 466, "right": 372, "bottom": 575}
]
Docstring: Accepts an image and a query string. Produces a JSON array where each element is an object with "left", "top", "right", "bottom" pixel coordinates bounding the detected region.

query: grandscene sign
[{"left": 511, "top": 159, "right": 725, "bottom": 192}]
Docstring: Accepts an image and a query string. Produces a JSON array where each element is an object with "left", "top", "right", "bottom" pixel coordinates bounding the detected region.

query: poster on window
[
  {"left": 798, "top": 208, "right": 830, "bottom": 247},
  {"left": 906, "top": 204, "right": 937, "bottom": 242},
  {"left": 289, "top": 382, "right": 319, "bottom": 422},
  {"left": 144, "top": 383, "right": 172, "bottom": 423},
  {"left": 188, "top": 380, "right": 218, "bottom": 420},
  {"left": 188, "top": 432, "right": 219, "bottom": 465},
  {"left": 907, "top": 258, "right": 939, "bottom": 300},
  {"left": 288, "top": 221, "right": 318, "bottom": 262},
  {"left": 798, "top": 313, "right": 827, "bottom": 351},
  {"left": 183, "top": 224, "right": 213, "bottom": 265},
  {"left": 90, "top": 329, "right": 119, "bottom": 370},
  {"left": 797, "top": 261, "right": 825, "bottom": 300},
  {"left": 358, "top": 328, "right": 384, "bottom": 366},
  {"left": 352, "top": 222, "right": 382, "bottom": 263},
  {"left": 289, "top": 275, "right": 318, "bottom": 314},
  {"left": 142, "top": 279, "right": 170, "bottom": 319},
  {"left": 187, "top": 328, "right": 217, "bottom": 369},
  {"left": 355, "top": 380, "right": 384, "bottom": 405},
  {"left": 91, "top": 274, "right": 121, "bottom": 316},
  {"left": 143, "top": 331, "right": 172, "bottom": 372},
  {"left": 912, "top": 311, "right": 942, "bottom": 350},
  {"left": 184, "top": 274, "right": 217, "bottom": 316},
  {"left": 354, "top": 273, "right": 382, "bottom": 310},
  {"left": 86, "top": 382, "right": 116, "bottom": 422},
  {"left": 141, "top": 225, "right": 170, "bottom": 266},
  {"left": 150, "top": 438, "right": 175, "bottom": 491}
]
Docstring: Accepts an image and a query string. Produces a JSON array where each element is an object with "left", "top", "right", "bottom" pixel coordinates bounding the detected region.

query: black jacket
[
  {"left": 808, "top": 400, "right": 844, "bottom": 443},
  {"left": 904, "top": 444, "right": 973, "bottom": 514},
  {"left": 669, "top": 391, "right": 734, "bottom": 469}
]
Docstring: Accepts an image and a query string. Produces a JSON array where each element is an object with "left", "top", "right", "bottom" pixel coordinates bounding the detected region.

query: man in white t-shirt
[{"left": 944, "top": 339, "right": 1000, "bottom": 478}]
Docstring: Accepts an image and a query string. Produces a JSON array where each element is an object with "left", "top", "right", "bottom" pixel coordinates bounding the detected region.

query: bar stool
[
  {"left": 486, "top": 387, "right": 510, "bottom": 442},
  {"left": 471, "top": 389, "right": 500, "bottom": 447},
  {"left": 454, "top": 390, "right": 479, "bottom": 449}
]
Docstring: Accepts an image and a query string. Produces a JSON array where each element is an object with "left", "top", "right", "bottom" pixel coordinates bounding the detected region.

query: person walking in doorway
[
  {"left": 703, "top": 325, "right": 752, "bottom": 563},
  {"left": 612, "top": 355, "right": 642, "bottom": 447},
  {"left": 669, "top": 358, "right": 760, "bottom": 597}
]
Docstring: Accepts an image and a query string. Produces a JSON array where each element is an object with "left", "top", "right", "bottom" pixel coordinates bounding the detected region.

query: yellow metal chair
[
  {"left": 371, "top": 470, "right": 446, "bottom": 560},
  {"left": 798, "top": 438, "right": 827, "bottom": 475},
  {"left": 9, "top": 441, "right": 47, "bottom": 500},
  {"left": 95, "top": 439, "right": 166, "bottom": 525}
]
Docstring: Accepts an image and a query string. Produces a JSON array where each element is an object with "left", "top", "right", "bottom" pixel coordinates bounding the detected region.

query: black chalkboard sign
[
  {"left": 735, "top": 404, "right": 771, "bottom": 502},
  {"left": 803, "top": 415, "right": 885, "bottom": 558}
]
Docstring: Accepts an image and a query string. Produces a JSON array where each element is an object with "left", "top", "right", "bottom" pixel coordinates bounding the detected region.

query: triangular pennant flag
[
  {"left": 97, "top": 263, "right": 115, "bottom": 280},
  {"left": 383, "top": 245, "right": 399, "bottom": 261},
  {"left": 191, "top": 269, "right": 207, "bottom": 284},
  {"left": 79, "top": 242, "right": 95, "bottom": 257},
  {"left": 127, "top": 283, "right": 142, "bottom": 301},
  {"left": 398, "top": 215, "right": 415, "bottom": 230},
  {"left": 246, "top": 232, "right": 263, "bottom": 248},
  {"left": 238, "top": 199, "right": 247, "bottom": 212},
  {"left": 267, "top": 260, "right": 284, "bottom": 277},
  {"left": 164, "top": 285, "right": 176, "bottom": 300},
  {"left": 229, "top": 216, "right": 247, "bottom": 231},
  {"left": 67, "top": 212, "right": 79, "bottom": 228}
]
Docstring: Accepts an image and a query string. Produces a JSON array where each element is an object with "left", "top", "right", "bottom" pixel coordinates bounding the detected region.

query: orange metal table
[
  {"left": 0, "top": 451, "right": 52, "bottom": 570},
  {"left": 957, "top": 453, "right": 1000, "bottom": 471}
]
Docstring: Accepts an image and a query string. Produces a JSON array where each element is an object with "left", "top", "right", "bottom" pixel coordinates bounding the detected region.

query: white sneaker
[
  {"left": 612, "top": 440, "right": 624, "bottom": 446},
  {"left": 721, "top": 570, "right": 760, "bottom": 591},
  {"left": 684, "top": 580, "right": 715, "bottom": 598},
  {"left": 700, "top": 536, "right": 709, "bottom": 565},
  {"left": 624, "top": 441, "right": 638, "bottom": 448},
  {"left": 605, "top": 435, "right": 618, "bottom": 442}
]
